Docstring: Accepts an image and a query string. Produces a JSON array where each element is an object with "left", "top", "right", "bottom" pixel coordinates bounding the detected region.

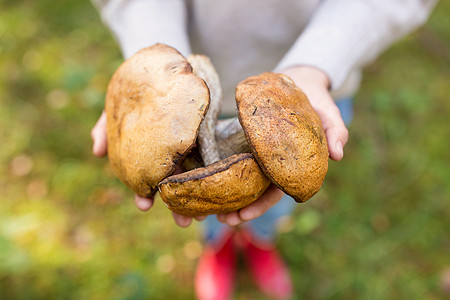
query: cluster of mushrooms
[{"left": 105, "top": 44, "right": 328, "bottom": 217}]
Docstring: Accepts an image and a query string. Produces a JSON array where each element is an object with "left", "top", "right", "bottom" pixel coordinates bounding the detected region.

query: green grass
[{"left": 1, "top": 0, "right": 449, "bottom": 299}]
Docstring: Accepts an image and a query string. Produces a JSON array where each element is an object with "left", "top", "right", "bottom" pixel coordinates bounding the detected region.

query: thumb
[
  {"left": 318, "top": 105, "right": 348, "bottom": 161},
  {"left": 91, "top": 111, "right": 108, "bottom": 157}
]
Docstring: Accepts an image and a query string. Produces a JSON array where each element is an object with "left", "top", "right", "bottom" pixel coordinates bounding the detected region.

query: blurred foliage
[{"left": 0, "top": 0, "right": 449, "bottom": 299}]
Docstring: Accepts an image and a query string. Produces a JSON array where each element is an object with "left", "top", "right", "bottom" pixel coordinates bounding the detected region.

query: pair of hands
[{"left": 91, "top": 66, "right": 348, "bottom": 228}]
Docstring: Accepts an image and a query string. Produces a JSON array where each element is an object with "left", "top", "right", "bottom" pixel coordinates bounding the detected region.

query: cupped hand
[
  {"left": 282, "top": 66, "right": 349, "bottom": 161},
  {"left": 91, "top": 111, "right": 206, "bottom": 228}
]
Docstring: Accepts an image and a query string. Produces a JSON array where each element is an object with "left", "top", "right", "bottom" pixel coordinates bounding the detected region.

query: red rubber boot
[
  {"left": 238, "top": 229, "right": 293, "bottom": 299},
  {"left": 195, "top": 231, "right": 236, "bottom": 300}
]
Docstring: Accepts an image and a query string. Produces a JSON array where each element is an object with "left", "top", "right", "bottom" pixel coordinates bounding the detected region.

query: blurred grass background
[{"left": 0, "top": 0, "right": 449, "bottom": 299}]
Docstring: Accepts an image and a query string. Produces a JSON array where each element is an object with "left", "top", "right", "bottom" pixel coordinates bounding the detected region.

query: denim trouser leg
[
  {"left": 203, "top": 194, "right": 296, "bottom": 244},
  {"left": 202, "top": 97, "right": 354, "bottom": 243},
  {"left": 336, "top": 97, "right": 354, "bottom": 126}
]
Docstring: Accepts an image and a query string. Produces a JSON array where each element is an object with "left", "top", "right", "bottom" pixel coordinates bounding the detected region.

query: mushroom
[
  {"left": 159, "top": 153, "right": 270, "bottom": 216},
  {"left": 236, "top": 72, "right": 329, "bottom": 202},
  {"left": 105, "top": 44, "right": 210, "bottom": 197}
]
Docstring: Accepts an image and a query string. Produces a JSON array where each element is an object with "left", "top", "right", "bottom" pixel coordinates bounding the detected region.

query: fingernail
[{"left": 336, "top": 141, "right": 344, "bottom": 158}]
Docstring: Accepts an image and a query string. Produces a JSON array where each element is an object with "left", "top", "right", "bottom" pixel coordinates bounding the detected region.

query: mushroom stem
[
  {"left": 215, "top": 117, "right": 243, "bottom": 139},
  {"left": 187, "top": 55, "right": 222, "bottom": 166},
  {"left": 215, "top": 117, "right": 250, "bottom": 159},
  {"left": 188, "top": 55, "right": 251, "bottom": 164},
  {"left": 188, "top": 55, "right": 256, "bottom": 165}
]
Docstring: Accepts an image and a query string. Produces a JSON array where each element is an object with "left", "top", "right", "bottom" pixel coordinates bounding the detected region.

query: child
[{"left": 90, "top": 1, "right": 437, "bottom": 299}]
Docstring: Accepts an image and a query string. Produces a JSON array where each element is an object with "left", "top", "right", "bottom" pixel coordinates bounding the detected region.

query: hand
[
  {"left": 282, "top": 66, "right": 349, "bottom": 161},
  {"left": 216, "top": 184, "right": 284, "bottom": 226},
  {"left": 90, "top": 111, "right": 206, "bottom": 228}
]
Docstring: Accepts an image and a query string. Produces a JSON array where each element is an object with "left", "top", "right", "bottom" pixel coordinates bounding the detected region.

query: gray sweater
[{"left": 93, "top": 0, "right": 437, "bottom": 114}]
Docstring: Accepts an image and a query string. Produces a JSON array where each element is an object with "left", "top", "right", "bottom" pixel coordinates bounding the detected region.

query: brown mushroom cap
[
  {"left": 236, "top": 72, "right": 328, "bottom": 202},
  {"left": 105, "top": 44, "right": 210, "bottom": 197},
  {"left": 159, "top": 153, "right": 271, "bottom": 216}
]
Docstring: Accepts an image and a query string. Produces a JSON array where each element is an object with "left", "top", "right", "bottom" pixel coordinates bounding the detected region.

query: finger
[
  {"left": 91, "top": 111, "right": 108, "bottom": 157},
  {"left": 239, "top": 185, "right": 284, "bottom": 221},
  {"left": 217, "top": 211, "right": 242, "bottom": 226},
  {"left": 318, "top": 105, "right": 348, "bottom": 161},
  {"left": 216, "top": 213, "right": 226, "bottom": 223},
  {"left": 194, "top": 215, "right": 207, "bottom": 222},
  {"left": 325, "top": 124, "right": 348, "bottom": 161},
  {"left": 134, "top": 194, "right": 154, "bottom": 211},
  {"left": 225, "top": 212, "right": 243, "bottom": 226},
  {"left": 172, "top": 212, "right": 193, "bottom": 228}
]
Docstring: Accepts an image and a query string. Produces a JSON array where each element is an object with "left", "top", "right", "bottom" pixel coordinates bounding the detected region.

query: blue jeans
[{"left": 203, "top": 97, "right": 354, "bottom": 244}]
